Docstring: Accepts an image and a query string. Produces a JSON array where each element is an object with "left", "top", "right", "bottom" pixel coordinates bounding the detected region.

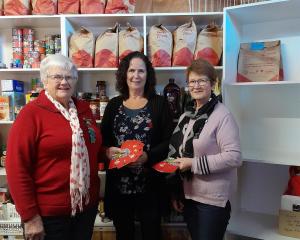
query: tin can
[
  {"left": 12, "top": 28, "right": 23, "bottom": 36},
  {"left": 54, "top": 35, "right": 61, "bottom": 54}
]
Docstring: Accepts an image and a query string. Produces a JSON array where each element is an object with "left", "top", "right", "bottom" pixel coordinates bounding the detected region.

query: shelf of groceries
[
  {"left": 0, "top": 12, "right": 223, "bottom": 71},
  {"left": 0, "top": 66, "right": 223, "bottom": 72}
]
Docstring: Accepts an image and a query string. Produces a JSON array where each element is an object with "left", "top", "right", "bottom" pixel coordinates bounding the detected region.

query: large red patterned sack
[
  {"left": 58, "top": 0, "right": 79, "bottom": 14},
  {"left": 172, "top": 20, "right": 197, "bottom": 66},
  {"left": 69, "top": 27, "right": 94, "bottom": 68},
  {"left": 105, "top": 0, "right": 135, "bottom": 14},
  {"left": 4, "top": 0, "right": 30, "bottom": 15},
  {"left": 95, "top": 24, "right": 119, "bottom": 68},
  {"left": 119, "top": 23, "right": 143, "bottom": 61},
  {"left": 80, "top": 0, "right": 106, "bottom": 14},
  {"left": 32, "top": 0, "right": 57, "bottom": 15},
  {"left": 194, "top": 24, "right": 223, "bottom": 66},
  {"left": 148, "top": 24, "right": 172, "bottom": 67}
]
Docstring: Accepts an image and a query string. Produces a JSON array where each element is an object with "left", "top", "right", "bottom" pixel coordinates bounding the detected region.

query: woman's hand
[
  {"left": 172, "top": 199, "right": 184, "bottom": 213},
  {"left": 128, "top": 151, "right": 148, "bottom": 168},
  {"left": 24, "top": 214, "right": 45, "bottom": 240},
  {"left": 106, "top": 147, "right": 123, "bottom": 160},
  {"left": 174, "top": 158, "right": 193, "bottom": 172}
]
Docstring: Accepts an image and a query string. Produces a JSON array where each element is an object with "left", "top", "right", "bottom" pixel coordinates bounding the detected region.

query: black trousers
[
  {"left": 184, "top": 199, "right": 231, "bottom": 240},
  {"left": 111, "top": 191, "right": 162, "bottom": 240},
  {"left": 41, "top": 205, "right": 98, "bottom": 240}
]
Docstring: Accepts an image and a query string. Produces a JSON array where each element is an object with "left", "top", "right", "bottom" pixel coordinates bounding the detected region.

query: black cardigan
[
  {"left": 101, "top": 94, "right": 174, "bottom": 217},
  {"left": 101, "top": 94, "right": 174, "bottom": 167}
]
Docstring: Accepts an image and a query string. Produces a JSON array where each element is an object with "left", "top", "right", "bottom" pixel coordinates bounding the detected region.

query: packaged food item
[
  {"left": 119, "top": 23, "right": 143, "bottom": 61},
  {"left": 105, "top": 0, "right": 136, "bottom": 14},
  {"left": 0, "top": 96, "right": 10, "bottom": 121},
  {"left": 89, "top": 96, "right": 100, "bottom": 121},
  {"left": 237, "top": 40, "right": 283, "bottom": 82},
  {"left": 58, "top": 0, "right": 79, "bottom": 14},
  {"left": 163, "top": 78, "right": 181, "bottom": 120},
  {"left": 69, "top": 27, "right": 95, "bottom": 68},
  {"left": 80, "top": 0, "right": 106, "bottom": 14},
  {"left": 32, "top": 0, "right": 57, "bottom": 15},
  {"left": 172, "top": 20, "right": 197, "bottom": 66},
  {"left": 95, "top": 24, "right": 119, "bottom": 68},
  {"left": 148, "top": 24, "right": 172, "bottom": 67},
  {"left": 0, "top": 145, "right": 6, "bottom": 167},
  {"left": 96, "top": 81, "right": 109, "bottom": 119},
  {"left": 4, "top": 0, "right": 30, "bottom": 15},
  {"left": 1, "top": 80, "right": 24, "bottom": 92},
  {"left": 194, "top": 24, "right": 223, "bottom": 66},
  {"left": 1, "top": 92, "right": 25, "bottom": 120}
]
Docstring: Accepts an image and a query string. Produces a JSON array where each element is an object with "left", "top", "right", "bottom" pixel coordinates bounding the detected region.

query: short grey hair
[{"left": 40, "top": 54, "right": 78, "bottom": 82}]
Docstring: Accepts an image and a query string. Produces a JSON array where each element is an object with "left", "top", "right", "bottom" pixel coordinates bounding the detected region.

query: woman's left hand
[{"left": 174, "top": 158, "right": 193, "bottom": 172}]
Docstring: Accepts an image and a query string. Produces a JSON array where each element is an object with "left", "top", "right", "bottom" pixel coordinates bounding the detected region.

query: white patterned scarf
[{"left": 45, "top": 91, "right": 90, "bottom": 216}]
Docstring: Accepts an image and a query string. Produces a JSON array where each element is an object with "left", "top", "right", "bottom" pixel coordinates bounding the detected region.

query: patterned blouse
[{"left": 113, "top": 103, "right": 152, "bottom": 194}]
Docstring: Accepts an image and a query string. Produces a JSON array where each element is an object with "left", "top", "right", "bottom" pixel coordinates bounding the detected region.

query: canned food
[{"left": 12, "top": 28, "right": 23, "bottom": 36}]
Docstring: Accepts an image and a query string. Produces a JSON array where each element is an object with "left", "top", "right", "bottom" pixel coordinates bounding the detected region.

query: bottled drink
[
  {"left": 96, "top": 81, "right": 109, "bottom": 119},
  {"left": 163, "top": 78, "right": 181, "bottom": 119},
  {"left": 90, "top": 94, "right": 100, "bottom": 121},
  {"left": 180, "top": 86, "right": 192, "bottom": 113}
]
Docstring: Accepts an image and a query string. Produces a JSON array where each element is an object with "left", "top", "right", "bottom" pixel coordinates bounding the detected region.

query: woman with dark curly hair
[{"left": 101, "top": 51, "right": 173, "bottom": 240}]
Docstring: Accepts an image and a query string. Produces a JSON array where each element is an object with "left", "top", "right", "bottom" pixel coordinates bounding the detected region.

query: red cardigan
[{"left": 6, "top": 91, "right": 102, "bottom": 221}]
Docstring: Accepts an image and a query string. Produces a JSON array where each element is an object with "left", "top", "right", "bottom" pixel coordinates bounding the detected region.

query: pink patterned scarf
[{"left": 45, "top": 91, "right": 90, "bottom": 216}]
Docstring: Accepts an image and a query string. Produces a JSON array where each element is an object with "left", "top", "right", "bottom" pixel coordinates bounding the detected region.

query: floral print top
[{"left": 113, "top": 103, "right": 152, "bottom": 194}]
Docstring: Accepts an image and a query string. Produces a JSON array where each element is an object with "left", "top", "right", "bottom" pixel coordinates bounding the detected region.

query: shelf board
[
  {"left": 226, "top": 81, "right": 300, "bottom": 86},
  {"left": 78, "top": 68, "right": 117, "bottom": 71},
  {"left": 225, "top": 0, "right": 299, "bottom": 26},
  {"left": 242, "top": 148, "right": 300, "bottom": 167},
  {"left": 0, "top": 121, "right": 13, "bottom": 124},
  {"left": 0, "top": 168, "right": 6, "bottom": 176},
  {"left": 0, "top": 68, "right": 39, "bottom": 72},
  {"left": 155, "top": 66, "right": 223, "bottom": 71},
  {"left": 228, "top": 210, "right": 295, "bottom": 240},
  {"left": 0, "top": 15, "right": 60, "bottom": 29}
]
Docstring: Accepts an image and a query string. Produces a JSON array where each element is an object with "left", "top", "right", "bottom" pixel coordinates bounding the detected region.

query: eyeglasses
[
  {"left": 188, "top": 78, "right": 210, "bottom": 87},
  {"left": 47, "top": 74, "right": 77, "bottom": 83}
]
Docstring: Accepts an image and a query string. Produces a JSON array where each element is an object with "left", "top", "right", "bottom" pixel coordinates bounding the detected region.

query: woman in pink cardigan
[{"left": 169, "top": 58, "right": 242, "bottom": 240}]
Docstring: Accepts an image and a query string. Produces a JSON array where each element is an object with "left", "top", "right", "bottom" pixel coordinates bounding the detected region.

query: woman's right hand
[
  {"left": 106, "top": 147, "right": 123, "bottom": 160},
  {"left": 24, "top": 214, "right": 45, "bottom": 240},
  {"left": 172, "top": 199, "right": 184, "bottom": 213}
]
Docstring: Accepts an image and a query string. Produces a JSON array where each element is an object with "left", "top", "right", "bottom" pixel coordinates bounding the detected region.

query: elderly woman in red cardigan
[{"left": 6, "top": 54, "right": 104, "bottom": 240}]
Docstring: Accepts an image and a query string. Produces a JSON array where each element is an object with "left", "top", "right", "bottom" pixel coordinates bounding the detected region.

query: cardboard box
[
  {"left": 0, "top": 96, "right": 10, "bottom": 121},
  {"left": 1, "top": 80, "right": 24, "bottom": 92},
  {"left": 279, "top": 209, "right": 300, "bottom": 238},
  {"left": 1, "top": 92, "right": 25, "bottom": 120}
]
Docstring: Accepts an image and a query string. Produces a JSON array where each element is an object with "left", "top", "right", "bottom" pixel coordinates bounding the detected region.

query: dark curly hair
[{"left": 116, "top": 51, "right": 156, "bottom": 100}]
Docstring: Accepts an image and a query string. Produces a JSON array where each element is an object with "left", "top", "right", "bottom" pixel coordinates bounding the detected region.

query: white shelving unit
[
  {"left": 0, "top": 11, "right": 223, "bottom": 237},
  {"left": 223, "top": 0, "right": 300, "bottom": 239}
]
